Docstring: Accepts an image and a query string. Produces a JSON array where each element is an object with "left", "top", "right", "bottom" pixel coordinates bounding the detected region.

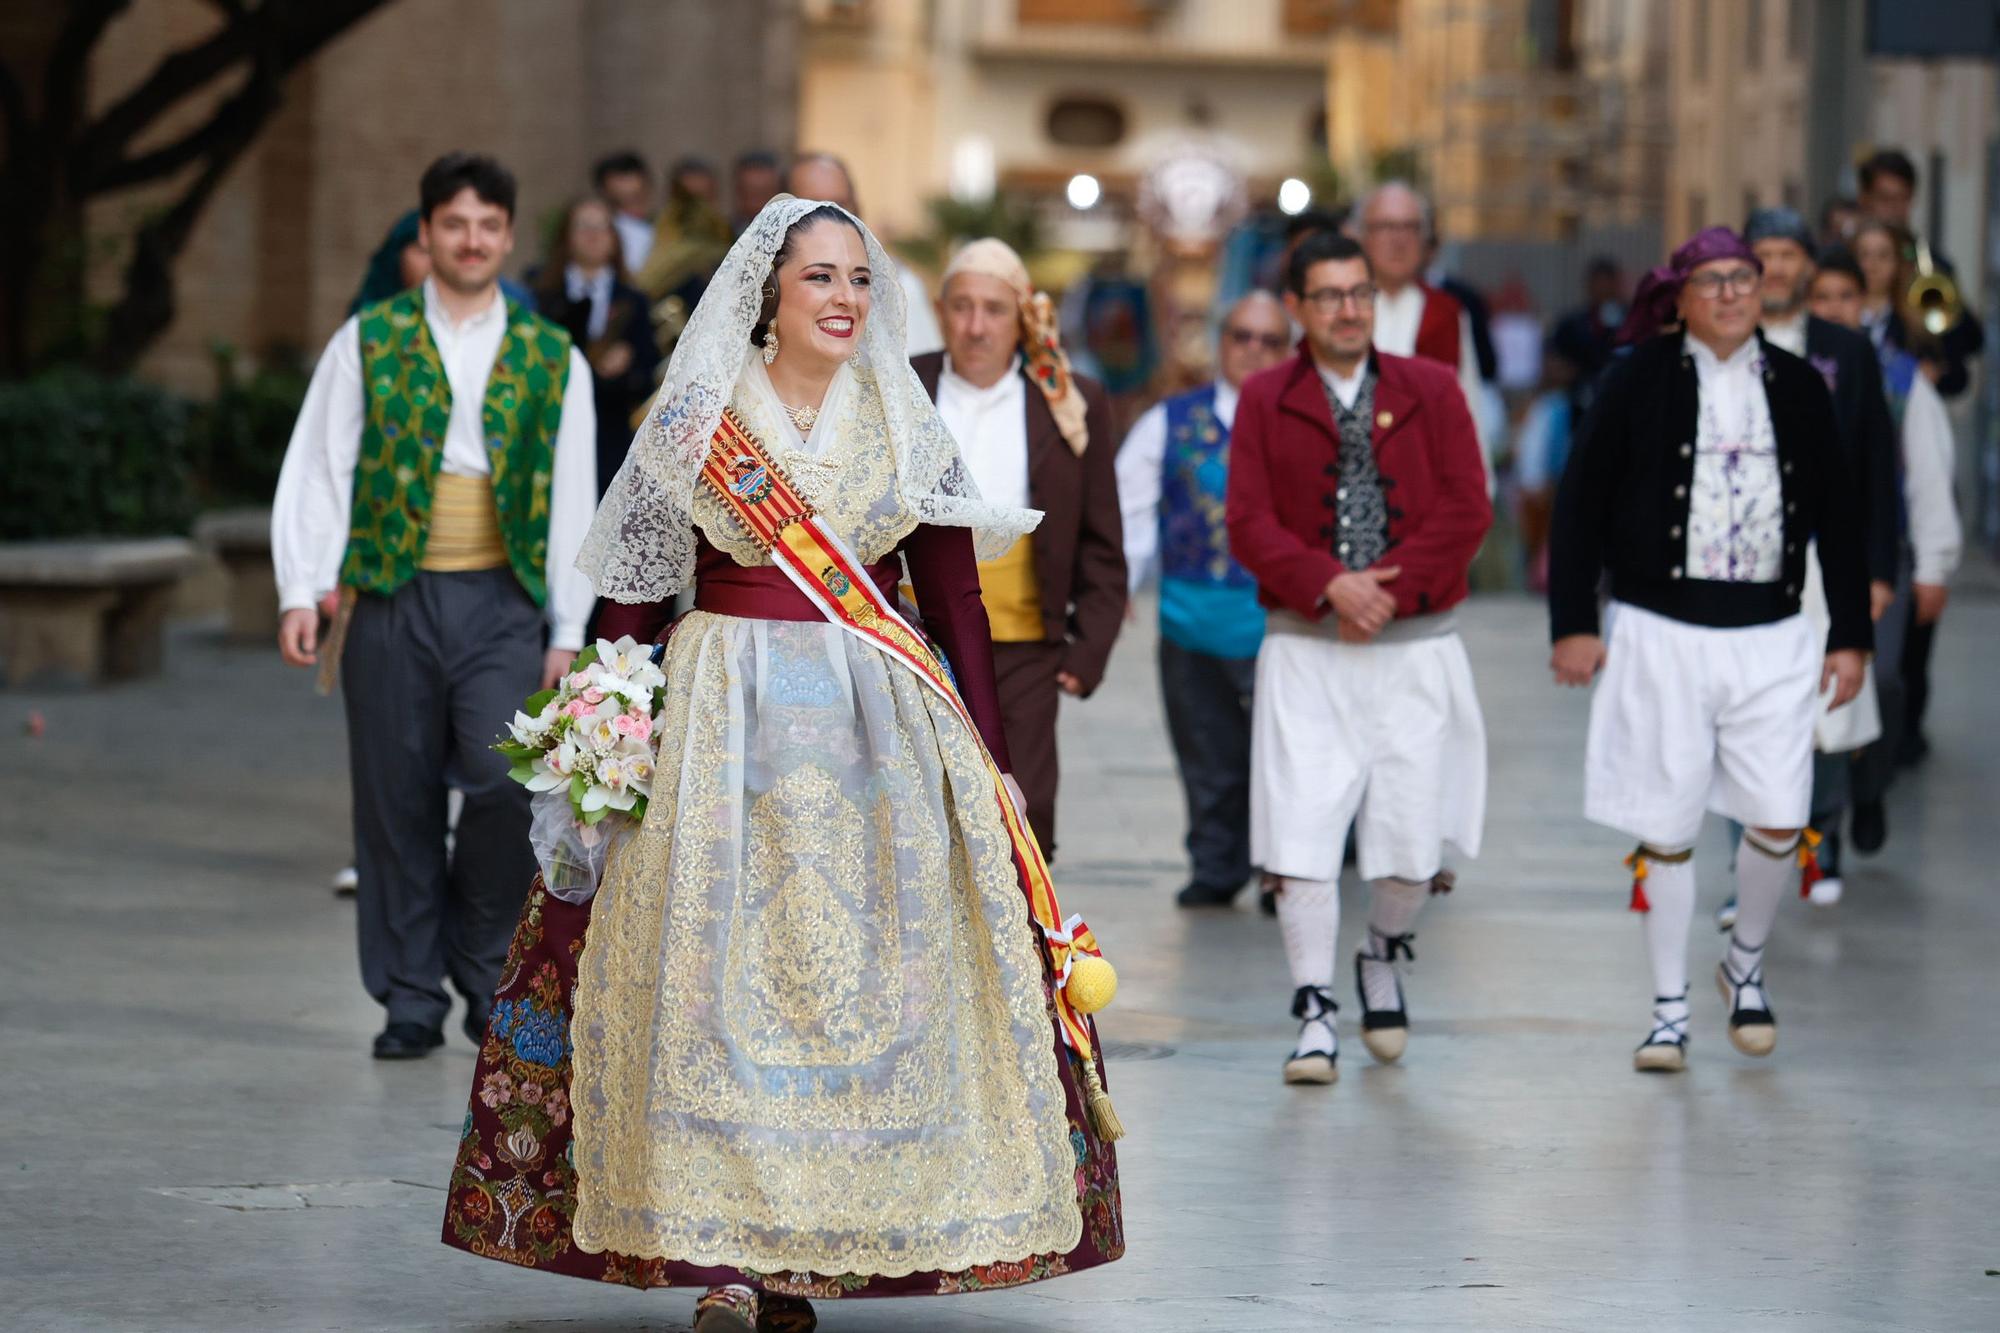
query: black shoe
[
  {"left": 463, "top": 1008, "right": 491, "bottom": 1048},
  {"left": 1356, "top": 936, "right": 1413, "bottom": 1063},
  {"left": 1850, "top": 800, "right": 1887, "bottom": 854},
  {"left": 1175, "top": 881, "right": 1242, "bottom": 909},
  {"left": 372, "top": 1021, "right": 444, "bottom": 1060},
  {"left": 1258, "top": 886, "right": 1277, "bottom": 917}
]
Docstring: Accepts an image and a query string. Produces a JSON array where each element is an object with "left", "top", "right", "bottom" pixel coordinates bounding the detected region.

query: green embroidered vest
[{"left": 340, "top": 289, "right": 573, "bottom": 605}]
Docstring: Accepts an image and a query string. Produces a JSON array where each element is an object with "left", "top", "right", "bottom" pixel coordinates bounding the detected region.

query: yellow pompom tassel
[
  {"left": 1064, "top": 954, "right": 1118, "bottom": 1014},
  {"left": 1080, "top": 1056, "right": 1125, "bottom": 1142}
]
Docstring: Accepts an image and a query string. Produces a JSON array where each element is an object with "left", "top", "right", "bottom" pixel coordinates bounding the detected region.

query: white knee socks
[
  {"left": 1638, "top": 849, "right": 1697, "bottom": 1024},
  {"left": 1730, "top": 830, "right": 1797, "bottom": 978},
  {"left": 1359, "top": 876, "right": 1429, "bottom": 1010},
  {"left": 1276, "top": 875, "right": 1339, "bottom": 991},
  {"left": 1277, "top": 876, "right": 1340, "bottom": 1056}
]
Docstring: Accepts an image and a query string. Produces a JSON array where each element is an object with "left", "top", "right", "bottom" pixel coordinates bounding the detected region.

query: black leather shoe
[
  {"left": 1175, "top": 881, "right": 1242, "bottom": 909},
  {"left": 372, "top": 1022, "right": 444, "bottom": 1060},
  {"left": 463, "top": 1008, "right": 491, "bottom": 1048},
  {"left": 1850, "top": 800, "right": 1887, "bottom": 854}
]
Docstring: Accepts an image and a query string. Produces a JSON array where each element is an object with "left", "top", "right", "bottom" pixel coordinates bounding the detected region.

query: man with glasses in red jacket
[{"left": 1227, "top": 232, "right": 1493, "bottom": 1086}]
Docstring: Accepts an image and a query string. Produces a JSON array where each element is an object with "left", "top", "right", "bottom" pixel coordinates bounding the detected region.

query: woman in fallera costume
[{"left": 440, "top": 196, "right": 1124, "bottom": 1332}]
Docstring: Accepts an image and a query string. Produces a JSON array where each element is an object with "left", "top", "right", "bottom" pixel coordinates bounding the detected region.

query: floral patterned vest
[{"left": 340, "top": 289, "right": 572, "bottom": 605}]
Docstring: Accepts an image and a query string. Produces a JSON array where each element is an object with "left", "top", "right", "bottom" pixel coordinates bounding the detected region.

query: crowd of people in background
[{"left": 311, "top": 138, "right": 1980, "bottom": 1076}]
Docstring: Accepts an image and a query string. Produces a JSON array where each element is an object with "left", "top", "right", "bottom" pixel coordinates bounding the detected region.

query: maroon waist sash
[{"left": 695, "top": 558, "right": 902, "bottom": 622}]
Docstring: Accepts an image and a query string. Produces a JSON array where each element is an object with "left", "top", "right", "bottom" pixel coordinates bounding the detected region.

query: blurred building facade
[
  {"left": 86, "top": 0, "right": 797, "bottom": 392},
  {"left": 800, "top": 0, "right": 1336, "bottom": 249}
]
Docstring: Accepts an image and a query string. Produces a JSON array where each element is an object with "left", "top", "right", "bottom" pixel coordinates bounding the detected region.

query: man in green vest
[{"left": 272, "top": 153, "right": 598, "bottom": 1059}]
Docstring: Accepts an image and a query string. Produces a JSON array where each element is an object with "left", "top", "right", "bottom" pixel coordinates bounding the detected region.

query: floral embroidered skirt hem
[{"left": 440, "top": 882, "right": 1125, "bottom": 1297}]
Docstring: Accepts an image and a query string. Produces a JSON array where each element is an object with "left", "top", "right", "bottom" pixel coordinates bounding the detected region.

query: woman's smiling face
[{"left": 772, "top": 218, "right": 871, "bottom": 373}]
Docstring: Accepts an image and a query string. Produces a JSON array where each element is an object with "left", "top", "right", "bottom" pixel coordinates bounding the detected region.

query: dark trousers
[
  {"left": 1902, "top": 615, "right": 1939, "bottom": 743},
  {"left": 1852, "top": 561, "right": 1913, "bottom": 805},
  {"left": 1159, "top": 638, "right": 1257, "bottom": 891},
  {"left": 994, "top": 641, "right": 1066, "bottom": 862},
  {"left": 342, "top": 569, "right": 542, "bottom": 1029}
]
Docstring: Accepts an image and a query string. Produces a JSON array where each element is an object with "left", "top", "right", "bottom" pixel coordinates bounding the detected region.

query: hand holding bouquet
[{"left": 495, "top": 636, "right": 668, "bottom": 902}]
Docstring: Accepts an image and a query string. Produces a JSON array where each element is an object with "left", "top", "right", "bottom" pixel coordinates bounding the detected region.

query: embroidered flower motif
[
  {"left": 478, "top": 1071, "right": 516, "bottom": 1108},
  {"left": 1809, "top": 354, "right": 1839, "bottom": 393},
  {"left": 509, "top": 1005, "right": 570, "bottom": 1067}
]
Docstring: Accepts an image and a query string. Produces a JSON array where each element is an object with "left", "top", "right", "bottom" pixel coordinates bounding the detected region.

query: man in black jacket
[
  {"left": 1743, "top": 206, "right": 1900, "bottom": 876},
  {"left": 1549, "top": 226, "right": 1870, "bottom": 1075}
]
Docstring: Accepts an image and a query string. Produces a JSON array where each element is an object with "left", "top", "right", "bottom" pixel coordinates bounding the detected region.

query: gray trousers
[
  {"left": 1159, "top": 638, "right": 1258, "bottom": 892},
  {"left": 341, "top": 569, "right": 542, "bottom": 1029}
]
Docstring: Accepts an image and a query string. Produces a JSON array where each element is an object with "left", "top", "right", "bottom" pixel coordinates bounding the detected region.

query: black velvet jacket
[
  {"left": 1548, "top": 332, "right": 1872, "bottom": 655},
  {"left": 1799, "top": 314, "right": 1899, "bottom": 585}
]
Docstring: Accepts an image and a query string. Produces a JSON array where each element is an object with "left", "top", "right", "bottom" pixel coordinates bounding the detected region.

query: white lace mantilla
[{"left": 578, "top": 195, "right": 1039, "bottom": 604}]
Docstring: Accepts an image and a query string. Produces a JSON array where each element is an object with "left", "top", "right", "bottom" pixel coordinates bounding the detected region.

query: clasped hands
[{"left": 1325, "top": 566, "right": 1401, "bottom": 644}]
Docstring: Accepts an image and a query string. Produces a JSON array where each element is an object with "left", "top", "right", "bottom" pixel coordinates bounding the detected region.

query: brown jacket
[{"left": 913, "top": 351, "right": 1127, "bottom": 695}]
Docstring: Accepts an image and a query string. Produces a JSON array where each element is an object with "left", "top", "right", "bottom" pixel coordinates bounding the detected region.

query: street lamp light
[
  {"left": 1278, "top": 177, "right": 1312, "bottom": 215},
  {"left": 1066, "top": 173, "right": 1101, "bottom": 210}
]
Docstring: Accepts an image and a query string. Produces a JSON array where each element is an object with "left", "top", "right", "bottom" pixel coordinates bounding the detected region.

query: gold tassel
[
  {"left": 314, "top": 586, "right": 359, "bottom": 697},
  {"left": 1079, "top": 1055, "right": 1125, "bottom": 1143}
]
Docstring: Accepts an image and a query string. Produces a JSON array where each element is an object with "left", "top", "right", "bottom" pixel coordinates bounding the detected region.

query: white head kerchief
[{"left": 578, "top": 195, "right": 1039, "bottom": 604}]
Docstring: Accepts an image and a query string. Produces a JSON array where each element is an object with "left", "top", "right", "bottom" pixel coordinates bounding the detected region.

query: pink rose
[
  {"left": 580, "top": 687, "right": 605, "bottom": 705},
  {"left": 623, "top": 713, "right": 653, "bottom": 742},
  {"left": 564, "top": 698, "right": 591, "bottom": 718},
  {"left": 565, "top": 672, "right": 592, "bottom": 690}
]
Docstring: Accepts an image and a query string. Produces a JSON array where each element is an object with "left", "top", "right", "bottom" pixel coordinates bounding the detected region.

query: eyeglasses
[
  {"left": 1685, "top": 267, "right": 1760, "bottom": 299},
  {"left": 1301, "top": 284, "right": 1377, "bottom": 312},
  {"left": 1363, "top": 219, "right": 1424, "bottom": 238},
  {"left": 1224, "top": 327, "right": 1290, "bottom": 351}
]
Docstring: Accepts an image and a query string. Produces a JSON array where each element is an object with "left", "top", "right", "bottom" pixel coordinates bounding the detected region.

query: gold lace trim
[{"left": 567, "top": 619, "right": 1081, "bottom": 1273}]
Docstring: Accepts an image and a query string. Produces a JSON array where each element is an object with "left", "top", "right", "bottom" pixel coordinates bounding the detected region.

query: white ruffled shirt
[
  {"left": 1685, "top": 333, "right": 1783, "bottom": 584},
  {"left": 271, "top": 278, "right": 599, "bottom": 648}
]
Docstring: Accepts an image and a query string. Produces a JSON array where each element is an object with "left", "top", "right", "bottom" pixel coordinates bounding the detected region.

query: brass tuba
[{"left": 1902, "top": 235, "right": 1962, "bottom": 349}]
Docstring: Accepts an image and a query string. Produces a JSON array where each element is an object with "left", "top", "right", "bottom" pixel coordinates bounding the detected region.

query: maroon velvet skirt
[{"left": 440, "top": 881, "right": 1125, "bottom": 1297}]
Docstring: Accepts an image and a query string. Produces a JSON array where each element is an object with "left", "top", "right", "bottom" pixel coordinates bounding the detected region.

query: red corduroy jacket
[{"left": 1225, "top": 346, "right": 1492, "bottom": 623}]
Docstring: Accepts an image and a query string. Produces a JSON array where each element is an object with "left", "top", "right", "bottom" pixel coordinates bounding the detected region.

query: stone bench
[
  {"left": 0, "top": 538, "right": 201, "bottom": 687},
  {"left": 194, "top": 507, "right": 277, "bottom": 642}
]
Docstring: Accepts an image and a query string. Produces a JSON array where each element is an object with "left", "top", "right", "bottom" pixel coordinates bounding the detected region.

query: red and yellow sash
[{"left": 699, "top": 408, "right": 1122, "bottom": 1140}]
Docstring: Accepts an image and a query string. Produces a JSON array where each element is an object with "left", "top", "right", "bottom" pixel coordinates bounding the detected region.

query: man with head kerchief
[
  {"left": 1548, "top": 225, "right": 1871, "bottom": 1074},
  {"left": 915, "top": 238, "right": 1125, "bottom": 861},
  {"left": 1733, "top": 206, "right": 1901, "bottom": 900},
  {"left": 1226, "top": 233, "right": 1492, "bottom": 1085},
  {"left": 1118, "top": 291, "right": 1291, "bottom": 910}
]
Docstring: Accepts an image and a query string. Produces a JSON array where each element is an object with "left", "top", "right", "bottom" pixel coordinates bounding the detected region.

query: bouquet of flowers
[{"left": 495, "top": 636, "right": 668, "bottom": 903}]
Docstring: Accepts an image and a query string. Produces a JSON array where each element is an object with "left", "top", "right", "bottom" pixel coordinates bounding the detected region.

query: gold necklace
[{"left": 782, "top": 402, "right": 819, "bottom": 434}]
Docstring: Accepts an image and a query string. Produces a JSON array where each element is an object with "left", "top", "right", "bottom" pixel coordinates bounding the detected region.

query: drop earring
[{"left": 762, "top": 326, "right": 779, "bottom": 366}]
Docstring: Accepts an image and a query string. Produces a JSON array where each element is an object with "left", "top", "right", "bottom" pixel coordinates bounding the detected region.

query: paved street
[{"left": 4, "top": 587, "right": 1997, "bottom": 1331}]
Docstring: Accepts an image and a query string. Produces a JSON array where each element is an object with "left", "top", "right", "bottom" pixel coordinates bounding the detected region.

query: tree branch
[{"left": 76, "top": 0, "right": 390, "bottom": 192}]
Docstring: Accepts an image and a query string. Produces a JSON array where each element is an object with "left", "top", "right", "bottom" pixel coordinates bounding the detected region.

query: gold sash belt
[{"left": 420, "top": 472, "right": 508, "bottom": 572}]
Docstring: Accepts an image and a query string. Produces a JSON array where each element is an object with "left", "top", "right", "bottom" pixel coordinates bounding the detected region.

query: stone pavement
[{"left": 3, "top": 589, "right": 1997, "bottom": 1331}]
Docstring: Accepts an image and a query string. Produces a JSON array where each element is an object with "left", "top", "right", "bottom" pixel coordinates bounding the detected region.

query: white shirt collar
[
  {"left": 1761, "top": 310, "right": 1808, "bottom": 356},
  {"left": 565, "top": 264, "right": 614, "bottom": 300},
  {"left": 940, "top": 353, "right": 1024, "bottom": 402},
  {"left": 1685, "top": 331, "right": 1761, "bottom": 375},
  {"left": 1315, "top": 359, "right": 1368, "bottom": 410},
  {"left": 1213, "top": 378, "right": 1240, "bottom": 427},
  {"left": 422, "top": 276, "right": 505, "bottom": 332}
]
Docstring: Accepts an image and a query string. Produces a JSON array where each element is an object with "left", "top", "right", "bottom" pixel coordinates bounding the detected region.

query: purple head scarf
[{"left": 1614, "top": 226, "right": 1763, "bottom": 346}]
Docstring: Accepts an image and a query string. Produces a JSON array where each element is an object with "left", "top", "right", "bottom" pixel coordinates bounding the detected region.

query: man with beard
[
  {"left": 1738, "top": 207, "right": 1899, "bottom": 879},
  {"left": 273, "top": 153, "right": 597, "bottom": 1059},
  {"left": 1226, "top": 232, "right": 1491, "bottom": 1083}
]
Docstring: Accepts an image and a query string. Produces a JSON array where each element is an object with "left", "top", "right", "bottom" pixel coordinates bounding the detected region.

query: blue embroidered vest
[{"left": 1157, "top": 385, "right": 1264, "bottom": 659}]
